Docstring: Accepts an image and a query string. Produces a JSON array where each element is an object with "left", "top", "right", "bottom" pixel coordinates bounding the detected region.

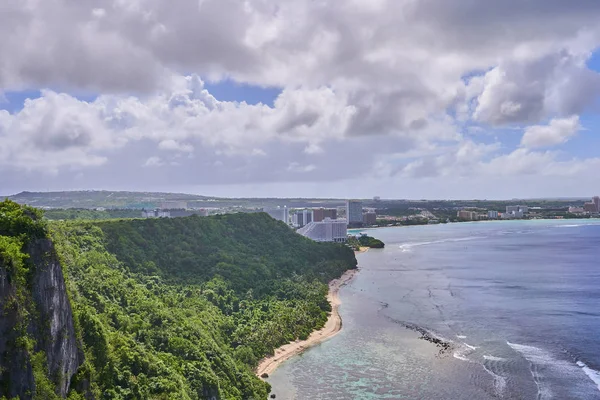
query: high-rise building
[
  {"left": 506, "top": 205, "right": 528, "bottom": 214},
  {"left": 503, "top": 210, "right": 524, "bottom": 219},
  {"left": 293, "top": 212, "right": 304, "bottom": 227},
  {"left": 303, "top": 209, "right": 313, "bottom": 225},
  {"left": 265, "top": 207, "right": 289, "bottom": 223},
  {"left": 297, "top": 218, "right": 348, "bottom": 242},
  {"left": 593, "top": 196, "right": 600, "bottom": 212},
  {"left": 292, "top": 209, "right": 313, "bottom": 227},
  {"left": 313, "top": 208, "right": 337, "bottom": 222},
  {"left": 346, "top": 200, "right": 363, "bottom": 225},
  {"left": 363, "top": 212, "right": 377, "bottom": 225},
  {"left": 457, "top": 210, "right": 477, "bottom": 221},
  {"left": 488, "top": 211, "right": 499, "bottom": 219},
  {"left": 584, "top": 202, "right": 597, "bottom": 213},
  {"left": 313, "top": 208, "right": 324, "bottom": 222}
]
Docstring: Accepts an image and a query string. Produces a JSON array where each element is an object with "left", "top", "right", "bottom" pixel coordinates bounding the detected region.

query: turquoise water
[{"left": 268, "top": 219, "right": 600, "bottom": 399}]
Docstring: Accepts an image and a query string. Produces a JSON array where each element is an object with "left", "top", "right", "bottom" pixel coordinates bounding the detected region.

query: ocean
[{"left": 267, "top": 219, "right": 600, "bottom": 399}]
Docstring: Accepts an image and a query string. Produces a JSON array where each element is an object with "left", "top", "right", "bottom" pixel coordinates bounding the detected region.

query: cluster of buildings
[
  {"left": 457, "top": 205, "right": 529, "bottom": 221},
  {"left": 141, "top": 206, "right": 209, "bottom": 218},
  {"left": 566, "top": 197, "right": 599, "bottom": 215},
  {"left": 457, "top": 197, "right": 600, "bottom": 221},
  {"left": 264, "top": 199, "right": 378, "bottom": 243},
  {"left": 582, "top": 196, "right": 600, "bottom": 213},
  {"left": 347, "top": 200, "right": 377, "bottom": 227},
  {"left": 141, "top": 209, "right": 171, "bottom": 218},
  {"left": 503, "top": 205, "right": 529, "bottom": 219}
]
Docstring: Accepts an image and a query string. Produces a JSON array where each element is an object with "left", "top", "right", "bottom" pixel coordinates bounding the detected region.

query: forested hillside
[
  {"left": 0, "top": 201, "right": 357, "bottom": 399},
  {"left": 97, "top": 213, "right": 355, "bottom": 291}
]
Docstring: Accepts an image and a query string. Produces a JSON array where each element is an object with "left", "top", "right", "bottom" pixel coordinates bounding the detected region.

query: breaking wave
[
  {"left": 399, "top": 236, "right": 485, "bottom": 252},
  {"left": 577, "top": 361, "right": 600, "bottom": 393}
]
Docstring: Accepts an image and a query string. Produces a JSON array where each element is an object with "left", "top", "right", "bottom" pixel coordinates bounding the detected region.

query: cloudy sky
[{"left": 1, "top": 0, "right": 600, "bottom": 199}]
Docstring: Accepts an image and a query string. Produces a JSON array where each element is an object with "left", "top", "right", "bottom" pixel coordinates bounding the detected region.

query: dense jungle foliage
[
  {"left": 358, "top": 235, "right": 385, "bottom": 249},
  {"left": 0, "top": 201, "right": 357, "bottom": 399},
  {"left": 347, "top": 234, "right": 385, "bottom": 250}
]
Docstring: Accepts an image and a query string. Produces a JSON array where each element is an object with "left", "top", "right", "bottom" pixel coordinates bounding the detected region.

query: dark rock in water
[
  {"left": 384, "top": 318, "right": 453, "bottom": 356},
  {"left": 270, "top": 394, "right": 277, "bottom": 399}
]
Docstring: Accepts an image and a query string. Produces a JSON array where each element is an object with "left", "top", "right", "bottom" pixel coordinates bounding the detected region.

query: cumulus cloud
[
  {"left": 1, "top": 0, "right": 600, "bottom": 196},
  {"left": 395, "top": 141, "right": 501, "bottom": 178},
  {"left": 158, "top": 140, "right": 194, "bottom": 153},
  {"left": 472, "top": 52, "right": 600, "bottom": 125},
  {"left": 520, "top": 116, "right": 581, "bottom": 148},
  {"left": 0, "top": 90, "right": 119, "bottom": 172},
  {"left": 287, "top": 162, "right": 317, "bottom": 173},
  {"left": 143, "top": 156, "right": 164, "bottom": 167}
]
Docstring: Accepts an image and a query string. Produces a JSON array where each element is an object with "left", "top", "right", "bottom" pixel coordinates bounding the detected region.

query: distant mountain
[
  {"left": 8, "top": 190, "right": 212, "bottom": 209},
  {"left": 6, "top": 190, "right": 349, "bottom": 210}
]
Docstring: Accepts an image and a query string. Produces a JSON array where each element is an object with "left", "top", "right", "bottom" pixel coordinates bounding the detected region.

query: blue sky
[
  {"left": 203, "top": 80, "right": 282, "bottom": 107},
  {"left": 1, "top": 1, "right": 600, "bottom": 198}
]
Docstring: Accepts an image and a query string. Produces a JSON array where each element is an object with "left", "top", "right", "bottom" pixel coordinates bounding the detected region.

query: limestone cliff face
[
  {"left": 0, "top": 238, "right": 83, "bottom": 399},
  {"left": 0, "top": 263, "right": 35, "bottom": 398}
]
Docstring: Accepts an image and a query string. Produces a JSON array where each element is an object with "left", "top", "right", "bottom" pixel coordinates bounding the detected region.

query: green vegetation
[
  {"left": 1, "top": 201, "right": 356, "bottom": 399},
  {"left": 43, "top": 208, "right": 141, "bottom": 221},
  {"left": 0, "top": 200, "right": 58, "bottom": 398},
  {"left": 8, "top": 191, "right": 209, "bottom": 209},
  {"left": 347, "top": 234, "right": 385, "bottom": 250},
  {"left": 0, "top": 199, "right": 47, "bottom": 239},
  {"left": 358, "top": 235, "right": 385, "bottom": 249}
]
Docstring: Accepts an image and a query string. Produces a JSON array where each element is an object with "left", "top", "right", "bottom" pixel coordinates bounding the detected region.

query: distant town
[
  {"left": 454, "top": 196, "right": 600, "bottom": 221},
  {"left": 5, "top": 191, "right": 599, "bottom": 243}
]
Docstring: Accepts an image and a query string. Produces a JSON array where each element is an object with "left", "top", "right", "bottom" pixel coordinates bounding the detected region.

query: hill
[
  {"left": 0, "top": 200, "right": 357, "bottom": 399},
  {"left": 6, "top": 190, "right": 348, "bottom": 210},
  {"left": 8, "top": 190, "right": 211, "bottom": 209}
]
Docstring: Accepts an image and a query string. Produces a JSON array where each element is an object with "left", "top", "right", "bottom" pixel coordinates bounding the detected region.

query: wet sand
[{"left": 256, "top": 268, "right": 358, "bottom": 378}]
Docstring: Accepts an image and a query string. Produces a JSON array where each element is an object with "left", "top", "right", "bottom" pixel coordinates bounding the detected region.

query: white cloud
[
  {"left": 158, "top": 139, "right": 194, "bottom": 153},
  {"left": 520, "top": 116, "right": 581, "bottom": 148},
  {"left": 1, "top": 0, "right": 600, "bottom": 196},
  {"left": 472, "top": 52, "right": 600, "bottom": 125},
  {"left": 0, "top": 90, "right": 119, "bottom": 172},
  {"left": 287, "top": 162, "right": 317, "bottom": 173},
  {"left": 143, "top": 156, "right": 164, "bottom": 167}
]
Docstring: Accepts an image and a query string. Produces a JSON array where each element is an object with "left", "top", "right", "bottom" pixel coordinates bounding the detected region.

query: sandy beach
[{"left": 256, "top": 268, "right": 359, "bottom": 378}]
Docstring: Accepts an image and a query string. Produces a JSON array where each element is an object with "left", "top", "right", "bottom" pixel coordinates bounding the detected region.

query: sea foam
[
  {"left": 506, "top": 341, "right": 584, "bottom": 400},
  {"left": 483, "top": 355, "right": 506, "bottom": 362},
  {"left": 577, "top": 361, "right": 600, "bottom": 392},
  {"left": 399, "top": 236, "right": 484, "bottom": 252},
  {"left": 453, "top": 342, "right": 477, "bottom": 362},
  {"left": 482, "top": 364, "right": 507, "bottom": 397}
]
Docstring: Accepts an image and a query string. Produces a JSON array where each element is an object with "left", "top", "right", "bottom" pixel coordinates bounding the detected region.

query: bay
[{"left": 268, "top": 219, "right": 600, "bottom": 399}]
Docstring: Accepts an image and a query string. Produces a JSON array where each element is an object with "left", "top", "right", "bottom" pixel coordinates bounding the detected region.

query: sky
[{"left": 1, "top": 0, "right": 600, "bottom": 199}]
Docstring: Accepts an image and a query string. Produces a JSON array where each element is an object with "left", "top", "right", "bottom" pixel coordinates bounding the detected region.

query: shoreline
[
  {"left": 255, "top": 268, "right": 359, "bottom": 378},
  {"left": 350, "top": 216, "right": 600, "bottom": 232}
]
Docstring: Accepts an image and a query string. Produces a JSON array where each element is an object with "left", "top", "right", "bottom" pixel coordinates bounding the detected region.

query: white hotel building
[{"left": 297, "top": 218, "right": 348, "bottom": 243}]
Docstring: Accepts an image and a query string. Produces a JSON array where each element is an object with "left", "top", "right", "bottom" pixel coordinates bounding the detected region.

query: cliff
[
  {"left": 1, "top": 200, "right": 357, "bottom": 399},
  {"left": 0, "top": 202, "right": 83, "bottom": 399}
]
